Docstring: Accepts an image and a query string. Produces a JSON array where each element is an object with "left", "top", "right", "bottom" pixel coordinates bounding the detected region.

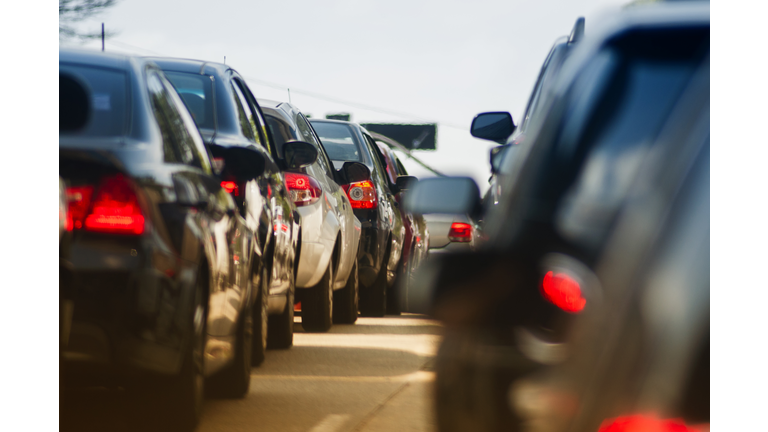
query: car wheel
[
  {"left": 267, "top": 266, "right": 294, "bottom": 349},
  {"left": 333, "top": 260, "right": 359, "bottom": 324},
  {"left": 301, "top": 262, "right": 333, "bottom": 332},
  {"left": 360, "top": 259, "right": 387, "bottom": 317},
  {"left": 251, "top": 264, "right": 269, "bottom": 365},
  {"left": 207, "top": 289, "right": 253, "bottom": 398}
]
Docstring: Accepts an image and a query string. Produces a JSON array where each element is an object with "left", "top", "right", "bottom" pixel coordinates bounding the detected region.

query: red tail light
[
  {"left": 342, "top": 180, "right": 377, "bottom": 209},
  {"left": 448, "top": 222, "right": 472, "bottom": 242},
  {"left": 221, "top": 180, "right": 239, "bottom": 196},
  {"left": 284, "top": 172, "right": 322, "bottom": 207},
  {"left": 66, "top": 174, "right": 146, "bottom": 235},
  {"left": 598, "top": 414, "right": 707, "bottom": 432},
  {"left": 66, "top": 185, "right": 94, "bottom": 231},
  {"left": 541, "top": 271, "right": 585, "bottom": 313}
]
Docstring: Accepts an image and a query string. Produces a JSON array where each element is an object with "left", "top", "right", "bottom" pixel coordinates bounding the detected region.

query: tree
[{"left": 59, "top": 0, "right": 118, "bottom": 40}]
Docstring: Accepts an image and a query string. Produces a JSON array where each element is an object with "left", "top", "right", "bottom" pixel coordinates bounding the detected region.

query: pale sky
[{"left": 62, "top": 0, "right": 630, "bottom": 190}]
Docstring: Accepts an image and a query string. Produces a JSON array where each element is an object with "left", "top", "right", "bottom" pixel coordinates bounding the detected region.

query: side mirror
[
  {"left": 470, "top": 112, "right": 515, "bottom": 144},
  {"left": 395, "top": 175, "right": 418, "bottom": 191},
  {"left": 403, "top": 177, "right": 482, "bottom": 218},
  {"left": 222, "top": 146, "right": 266, "bottom": 181},
  {"left": 340, "top": 161, "right": 370, "bottom": 184},
  {"left": 283, "top": 141, "right": 318, "bottom": 169},
  {"left": 490, "top": 145, "right": 511, "bottom": 174}
]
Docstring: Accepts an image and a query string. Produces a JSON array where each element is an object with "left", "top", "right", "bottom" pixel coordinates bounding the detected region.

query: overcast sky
[{"left": 62, "top": 0, "right": 629, "bottom": 190}]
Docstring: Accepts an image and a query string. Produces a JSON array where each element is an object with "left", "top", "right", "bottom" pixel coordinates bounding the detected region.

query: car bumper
[{"left": 62, "top": 235, "right": 196, "bottom": 380}]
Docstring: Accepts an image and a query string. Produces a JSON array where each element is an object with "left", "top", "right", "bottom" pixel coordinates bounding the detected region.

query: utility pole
[{"left": 101, "top": 23, "right": 105, "bottom": 51}]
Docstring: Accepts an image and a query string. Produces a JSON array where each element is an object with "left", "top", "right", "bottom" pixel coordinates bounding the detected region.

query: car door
[
  {"left": 148, "top": 68, "right": 249, "bottom": 338},
  {"left": 231, "top": 76, "right": 295, "bottom": 297}
]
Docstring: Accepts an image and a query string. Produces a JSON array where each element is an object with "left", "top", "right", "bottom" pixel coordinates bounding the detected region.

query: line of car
[{"left": 59, "top": 48, "right": 428, "bottom": 431}]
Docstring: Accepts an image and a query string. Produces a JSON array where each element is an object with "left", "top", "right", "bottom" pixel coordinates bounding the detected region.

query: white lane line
[{"left": 308, "top": 414, "right": 350, "bottom": 432}]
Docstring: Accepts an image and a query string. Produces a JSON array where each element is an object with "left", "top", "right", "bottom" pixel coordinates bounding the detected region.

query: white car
[{"left": 260, "top": 100, "right": 362, "bottom": 332}]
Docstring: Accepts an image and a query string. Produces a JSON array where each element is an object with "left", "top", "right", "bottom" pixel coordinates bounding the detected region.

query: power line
[{"left": 109, "top": 39, "right": 468, "bottom": 131}]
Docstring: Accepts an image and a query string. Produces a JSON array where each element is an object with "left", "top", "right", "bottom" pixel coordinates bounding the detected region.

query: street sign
[{"left": 360, "top": 124, "right": 437, "bottom": 150}]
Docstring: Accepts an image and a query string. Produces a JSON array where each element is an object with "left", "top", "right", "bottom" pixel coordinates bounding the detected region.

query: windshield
[
  {"left": 310, "top": 122, "right": 363, "bottom": 163},
  {"left": 59, "top": 64, "right": 128, "bottom": 138},
  {"left": 164, "top": 72, "right": 216, "bottom": 130}
]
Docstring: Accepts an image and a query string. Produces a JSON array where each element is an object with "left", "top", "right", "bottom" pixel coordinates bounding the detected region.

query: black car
[
  {"left": 151, "top": 57, "right": 314, "bottom": 356},
  {"left": 309, "top": 119, "right": 406, "bottom": 317},
  {"left": 476, "top": 17, "right": 585, "bottom": 210},
  {"left": 404, "top": 3, "right": 710, "bottom": 431},
  {"left": 60, "top": 49, "right": 259, "bottom": 431}
]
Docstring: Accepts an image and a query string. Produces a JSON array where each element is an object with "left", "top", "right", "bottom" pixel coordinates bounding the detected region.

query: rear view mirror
[
  {"left": 340, "top": 162, "right": 370, "bottom": 184},
  {"left": 403, "top": 177, "right": 481, "bottom": 218},
  {"left": 490, "top": 145, "right": 510, "bottom": 174},
  {"left": 395, "top": 175, "right": 418, "bottom": 191},
  {"left": 222, "top": 146, "right": 266, "bottom": 181},
  {"left": 283, "top": 141, "right": 318, "bottom": 169},
  {"left": 60, "top": 74, "right": 90, "bottom": 133},
  {"left": 471, "top": 112, "right": 515, "bottom": 143}
]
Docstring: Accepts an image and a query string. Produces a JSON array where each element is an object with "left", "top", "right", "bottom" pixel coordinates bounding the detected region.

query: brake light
[
  {"left": 541, "top": 271, "right": 585, "bottom": 313},
  {"left": 598, "top": 414, "right": 707, "bottom": 432},
  {"left": 342, "top": 180, "right": 377, "bottom": 209},
  {"left": 66, "top": 185, "right": 94, "bottom": 231},
  {"left": 67, "top": 174, "right": 146, "bottom": 235},
  {"left": 221, "top": 181, "right": 239, "bottom": 196},
  {"left": 284, "top": 172, "right": 322, "bottom": 207},
  {"left": 448, "top": 222, "right": 472, "bottom": 242}
]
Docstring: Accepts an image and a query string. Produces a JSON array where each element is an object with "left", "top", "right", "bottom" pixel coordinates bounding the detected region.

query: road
[{"left": 61, "top": 314, "right": 443, "bottom": 432}]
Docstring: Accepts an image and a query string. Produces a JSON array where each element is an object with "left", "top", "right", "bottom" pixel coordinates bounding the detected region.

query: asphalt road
[{"left": 61, "top": 314, "right": 443, "bottom": 432}]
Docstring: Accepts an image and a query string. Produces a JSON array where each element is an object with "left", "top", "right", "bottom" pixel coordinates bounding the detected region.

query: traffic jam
[{"left": 59, "top": 1, "right": 710, "bottom": 431}]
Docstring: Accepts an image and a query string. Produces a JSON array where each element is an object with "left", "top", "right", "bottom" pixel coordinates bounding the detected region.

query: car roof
[
  {"left": 60, "top": 48, "right": 135, "bottom": 70},
  {"left": 144, "top": 56, "right": 232, "bottom": 77}
]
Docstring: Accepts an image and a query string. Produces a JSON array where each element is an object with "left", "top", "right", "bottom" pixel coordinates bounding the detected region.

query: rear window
[
  {"left": 310, "top": 122, "right": 363, "bottom": 163},
  {"left": 164, "top": 72, "right": 215, "bottom": 130},
  {"left": 59, "top": 64, "right": 128, "bottom": 138}
]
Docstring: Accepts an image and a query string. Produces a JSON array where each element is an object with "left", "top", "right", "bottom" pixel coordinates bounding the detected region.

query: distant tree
[{"left": 59, "top": 0, "right": 118, "bottom": 40}]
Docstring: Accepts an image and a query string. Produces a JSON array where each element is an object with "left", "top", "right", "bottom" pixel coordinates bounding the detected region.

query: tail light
[
  {"left": 448, "top": 222, "right": 472, "bottom": 242},
  {"left": 342, "top": 180, "right": 377, "bottom": 209},
  {"left": 284, "top": 172, "right": 322, "bottom": 207},
  {"left": 598, "top": 414, "right": 707, "bottom": 432},
  {"left": 66, "top": 174, "right": 147, "bottom": 235},
  {"left": 221, "top": 180, "right": 239, "bottom": 196},
  {"left": 541, "top": 271, "right": 585, "bottom": 313}
]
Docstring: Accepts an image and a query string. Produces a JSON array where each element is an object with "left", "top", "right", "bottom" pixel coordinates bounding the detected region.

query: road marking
[
  {"left": 309, "top": 414, "right": 350, "bottom": 432},
  {"left": 251, "top": 370, "right": 435, "bottom": 383}
]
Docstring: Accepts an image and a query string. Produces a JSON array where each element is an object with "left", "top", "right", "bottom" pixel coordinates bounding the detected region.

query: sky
[{"left": 62, "top": 0, "right": 630, "bottom": 191}]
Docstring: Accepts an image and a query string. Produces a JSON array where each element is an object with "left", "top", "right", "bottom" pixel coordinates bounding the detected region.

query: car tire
[
  {"left": 206, "top": 291, "right": 253, "bottom": 399},
  {"left": 251, "top": 264, "right": 268, "bottom": 365},
  {"left": 267, "top": 268, "right": 294, "bottom": 349},
  {"left": 301, "top": 262, "right": 333, "bottom": 332},
  {"left": 333, "top": 260, "right": 359, "bottom": 324},
  {"left": 360, "top": 258, "right": 387, "bottom": 317}
]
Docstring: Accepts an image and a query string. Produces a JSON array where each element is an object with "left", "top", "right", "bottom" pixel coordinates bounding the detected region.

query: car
[
  {"left": 152, "top": 57, "right": 311, "bottom": 356},
  {"left": 476, "top": 17, "right": 585, "bottom": 211},
  {"left": 60, "top": 48, "right": 261, "bottom": 431},
  {"left": 403, "top": 3, "right": 710, "bottom": 431},
  {"left": 309, "top": 119, "right": 405, "bottom": 317},
  {"left": 259, "top": 99, "right": 364, "bottom": 330}
]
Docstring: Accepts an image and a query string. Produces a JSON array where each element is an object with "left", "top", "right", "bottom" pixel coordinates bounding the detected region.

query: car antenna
[
  {"left": 288, "top": 88, "right": 292, "bottom": 104},
  {"left": 224, "top": 56, "right": 226, "bottom": 65},
  {"left": 101, "top": 23, "right": 105, "bottom": 51},
  {"left": 569, "top": 17, "right": 585, "bottom": 43}
]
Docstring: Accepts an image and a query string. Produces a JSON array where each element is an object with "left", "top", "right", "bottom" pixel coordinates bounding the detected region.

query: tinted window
[
  {"left": 59, "top": 64, "right": 127, "bottom": 138},
  {"left": 297, "top": 114, "right": 335, "bottom": 177},
  {"left": 311, "top": 122, "right": 364, "bottom": 163},
  {"left": 231, "top": 82, "right": 258, "bottom": 143},
  {"left": 265, "top": 113, "right": 296, "bottom": 157},
  {"left": 164, "top": 72, "right": 215, "bottom": 130}
]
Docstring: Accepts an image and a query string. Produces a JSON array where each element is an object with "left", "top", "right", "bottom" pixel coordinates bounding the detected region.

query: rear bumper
[{"left": 62, "top": 235, "right": 196, "bottom": 380}]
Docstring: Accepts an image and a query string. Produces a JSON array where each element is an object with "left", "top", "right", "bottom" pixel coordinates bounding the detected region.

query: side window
[
  {"left": 159, "top": 74, "right": 208, "bottom": 171},
  {"left": 230, "top": 82, "right": 258, "bottom": 143},
  {"left": 234, "top": 78, "right": 273, "bottom": 155},
  {"left": 363, "top": 134, "right": 392, "bottom": 191},
  {"left": 148, "top": 70, "right": 190, "bottom": 165}
]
